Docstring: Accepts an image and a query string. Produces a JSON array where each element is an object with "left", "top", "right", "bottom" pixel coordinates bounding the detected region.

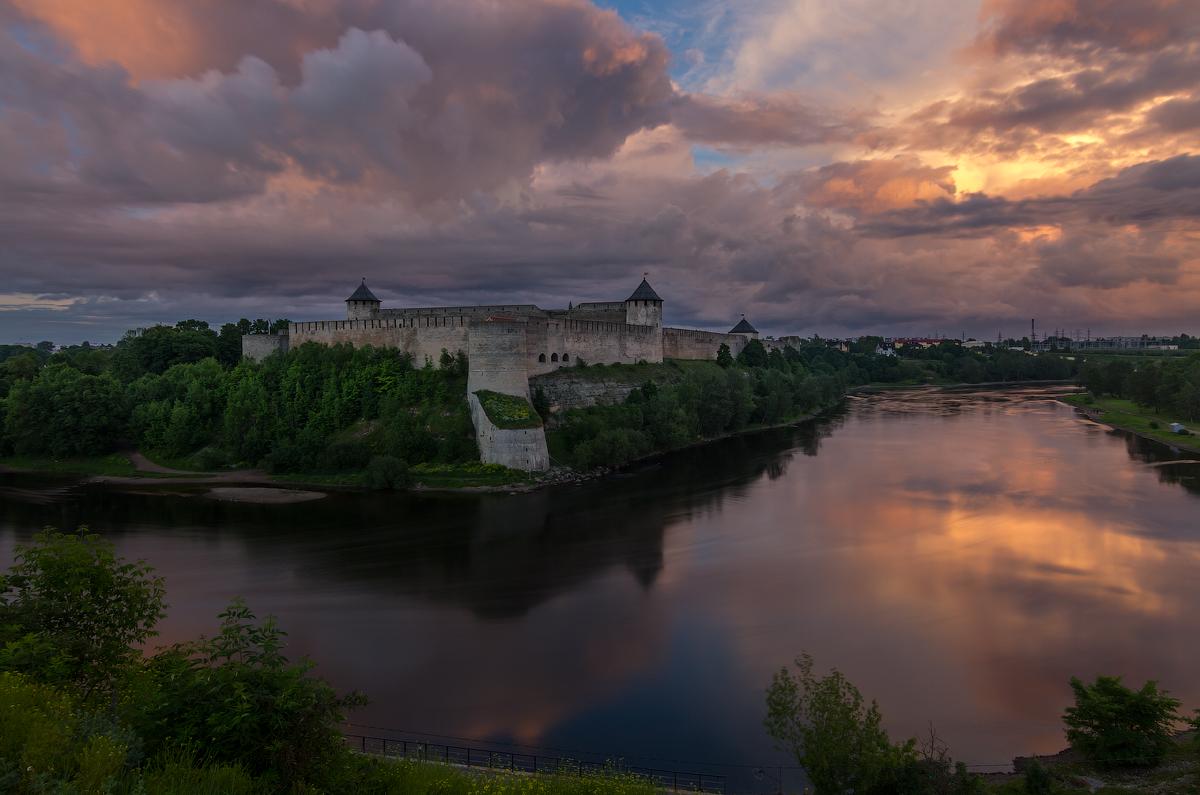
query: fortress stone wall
[
  {"left": 663, "top": 327, "right": 750, "bottom": 360},
  {"left": 289, "top": 316, "right": 471, "bottom": 367},
  {"left": 241, "top": 332, "right": 290, "bottom": 360},
  {"left": 243, "top": 278, "right": 781, "bottom": 471}
]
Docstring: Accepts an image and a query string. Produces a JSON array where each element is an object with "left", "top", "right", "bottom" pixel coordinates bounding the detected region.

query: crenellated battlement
[{"left": 290, "top": 315, "right": 473, "bottom": 334}]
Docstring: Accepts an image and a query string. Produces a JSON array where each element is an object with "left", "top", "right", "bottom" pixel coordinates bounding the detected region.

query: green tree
[
  {"left": 1062, "top": 675, "right": 1181, "bottom": 768},
  {"left": 764, "top": 654, "right": 894, "bottom": 794},
  {"left": 364, "top": 455, "right": 411, "bottom": 489},
  {"left": 850, "top": 336, "right": 882, "bottom": 355},
  {"left": 532, "top": 386, "right": 551, "bottom": 419},
  {"left": 716, "top": 343, "right": 734, "bottom": 368},
  {"left": 217, "top": 322, "right": 244, "bottom": 367},
  {"left": 4, "top": 365, "right": 127, "bottom": 456},
  {"left": 1022, "top": 760, "right": 1053, "bottom": 794},
  {"left": 0, "top": 529, "right": 165, "bottom": 698},
  {"left": 1129, "top": 364, "right": 1162, "bottom": 409},
  {"left": 737, "top": 338, "right": 769, "bottom": 367},
  {"left": 138, "top": 599, "right": 364, "bottom": 786},
  {"left": 3, "top": 351, "right": 41, "bottom": 383}
]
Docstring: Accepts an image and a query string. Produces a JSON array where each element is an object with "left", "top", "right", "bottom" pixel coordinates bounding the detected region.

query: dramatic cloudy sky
[{"left": 2, "top": 0, "right": 1199, "bottom": 343}]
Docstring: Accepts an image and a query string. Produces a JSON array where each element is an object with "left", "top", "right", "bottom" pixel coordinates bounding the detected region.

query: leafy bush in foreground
[
  {"left": 764, "top": 653, "right": 895, "bottom": 794},
  {"left": 765, "top": 654, "right": 987, "bottom": 795},
  {"left": 1063, "top": 675, "right": 1181, "bottom": 768},
  {"left": 0, "top": 528, "right": 165, "bottom": 697},
  {"left": 135, "top": 599, "right": 365, "bottom": 787}
]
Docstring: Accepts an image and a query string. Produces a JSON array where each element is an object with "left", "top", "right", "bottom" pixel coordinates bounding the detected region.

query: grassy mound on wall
[{"left": 474, "top": 390, "right": 543, "bottom": 429}]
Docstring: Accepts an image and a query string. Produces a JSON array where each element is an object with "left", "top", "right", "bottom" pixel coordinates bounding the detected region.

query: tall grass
[{"left": 344, "top": 756, "right": 659, "bottom": 794}]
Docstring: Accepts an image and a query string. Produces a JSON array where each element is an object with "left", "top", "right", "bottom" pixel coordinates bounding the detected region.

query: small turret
[
  {"left": 729, "top": 314, "right": 758, "bottom": 339},
  {"left": 625, "top": 274, "right": 663, "bottom": 328},
  {"left": 346, "top": 278, "right": 381, "bottom": 321}
]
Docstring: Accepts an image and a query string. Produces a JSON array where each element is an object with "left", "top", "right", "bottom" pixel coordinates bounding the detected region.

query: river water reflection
[{"left": 1, "top": 386, "right": 1198, "bottom": 787}]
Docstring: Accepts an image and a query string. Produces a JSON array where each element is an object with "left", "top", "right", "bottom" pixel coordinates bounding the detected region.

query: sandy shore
[{"left": 204, "top": 487, "right": 327, "bottom": 504}]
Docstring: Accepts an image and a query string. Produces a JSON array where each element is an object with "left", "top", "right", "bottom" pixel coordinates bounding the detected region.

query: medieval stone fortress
[{"left": 243, "top": 278, "right": 773, "bottom": 471}]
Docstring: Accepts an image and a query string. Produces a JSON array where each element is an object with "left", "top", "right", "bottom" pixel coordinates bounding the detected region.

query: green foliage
[
  {"left": 765, "top": 655, "right": 986, "bottom": 795},
  {"left": 137, "top": 750, "right": 261, "bottom": 794},
  {"left": 871, "top": 752, "right": 984, "bottom": 795},
  {"left": 0, "top": 528, "right": 166, "bottom": 695},
  {"left": 0, "top": 671, "right": 262, "bottom": 793},
  {"left": 0, "top": 671, "right": 135, "bottom": 793},
  {"left": 135, "top": 599, "right": 365, "bottom": 787},
  {"left": 532, "top": 386, "right": 551, "bottom": 419},
  {"left": 1081, "top": 353, "right": 1200, "bottom": 421},
  {"left": 716, "top": 343, "right": 734, "bottom": 368},
  {"left": 365, "top": 455, "right": 411, "bottom": 490},
  {"left": 883, "top": 341, "right": 1076, "bottom": 385},
  {"left": 549, "top": 355, "right": 847, "bottom": 470},
  {"left": 1062, "top": 675, "right": 1181, "bottom": 768},
  {"left": 736, "top": 338, "right": 769, "bottom": 367},
  {"left": 475, "top": 389, "right": 543, "bottom": 429},
  {"left": 330, "top": 756, "right": 657, "bottom": 794},
  {"left": 764, "top": 653, "right": 895, "bottom": 794},
  {"left": 4, "top": 365, "right": 126, "bottom": 456},
  {"left": 0, "top": 318, "right": 485, "bottom": 474},
  {"left": 323, "top": 439, "right": 372, "bottom": 471},
  {"left": 1023, "top": 760, "right": 1053, "bottom": 794}
]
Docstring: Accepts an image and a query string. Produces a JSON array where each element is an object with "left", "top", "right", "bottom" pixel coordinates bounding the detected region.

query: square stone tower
[
  {"left": 346, "top": 279, "right": 381, "bottom": 321},
  {"left": 624, "top": 276, "right": 663, "bottom": 328}
]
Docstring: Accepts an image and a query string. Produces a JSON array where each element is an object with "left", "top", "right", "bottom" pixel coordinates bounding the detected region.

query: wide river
[{"left": 2, "top": 386, "right": 1199, "bottom": 789}]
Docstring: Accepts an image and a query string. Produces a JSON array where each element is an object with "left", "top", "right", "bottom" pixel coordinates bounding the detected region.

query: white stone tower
[
  {"left": 346, "top": 279, "right": 381, "bottom": 321},
  {"left": 624, "top": 275, "right": 663, "bottom": 328}
]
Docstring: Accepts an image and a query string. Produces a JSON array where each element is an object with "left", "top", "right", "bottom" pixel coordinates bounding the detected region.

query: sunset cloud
[{"left": 0, "top": 0, "right": 1197, "bottom": 342}]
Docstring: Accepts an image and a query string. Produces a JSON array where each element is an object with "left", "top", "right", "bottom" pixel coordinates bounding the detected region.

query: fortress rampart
[
  {"left": 244, "top": 278, "right": 776, "bottom": 471},
  {"left": 663, "top": 327, "right": 750, "bottom": 360},
  {"left": 290, "top": 315, "right": 472, "bottom": 367}
]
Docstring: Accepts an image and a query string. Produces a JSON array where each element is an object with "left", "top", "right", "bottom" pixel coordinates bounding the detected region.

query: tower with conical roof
[
  {"left": 346, "top": 279, "right": 381, "bottom": 321},
  {"left": 729, "top": 314, "right": 758, "bottom": 339},
  {"left": 624, "top": 274, "right": 663, "bottom": 328}
]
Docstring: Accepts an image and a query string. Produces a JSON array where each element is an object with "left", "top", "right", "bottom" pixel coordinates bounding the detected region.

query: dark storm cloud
[
  {"left": 1148, "top": 96, "right": 1200, "bottom": 133},
  {"left": 1, "top": 0, "right": 1198, "bottom": 344},
  {"left": 932, "top": 49, "right": 1199, "bottom": 140},
  {"left": 976, "top": 0, "right": 1200, "bottom": 57},
  {"left": 1033, "top": 234, "right": 1180, "bottom": 289}
]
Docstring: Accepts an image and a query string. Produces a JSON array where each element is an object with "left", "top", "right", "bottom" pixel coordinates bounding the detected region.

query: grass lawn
[
  {"left": 0, "top": 453, "right": 140, "bottom": 477},
  {"left": 474, "top": 390, "right": 543, "bottom": 429},
  {"left": 1061, "top": 393, "right": 1199, "bottom": 450},
  {"left": 352, "top": 756, "right": 658, "bottom": 794}
]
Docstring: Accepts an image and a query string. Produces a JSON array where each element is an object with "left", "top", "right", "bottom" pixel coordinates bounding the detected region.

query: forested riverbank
[
  {"left": 1, "top": 322, "right": 1085, "bottom": 488},
  {"left": 1064, "top": 353, "right": 1200, "bottom": 452}
]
